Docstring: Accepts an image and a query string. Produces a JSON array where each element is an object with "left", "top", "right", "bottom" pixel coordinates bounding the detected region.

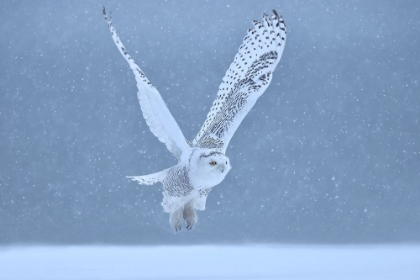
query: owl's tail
[{"left": 126, "top": 168, "right": 170, "bottom": 186}]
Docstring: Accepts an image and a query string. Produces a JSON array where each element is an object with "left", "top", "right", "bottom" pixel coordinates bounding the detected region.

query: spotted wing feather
[
  {"left": 103, "top": 8, "right": 190, "bottom": 161},
  {"left": 193, "top": 10, "right": 287, "bottom": 152}
]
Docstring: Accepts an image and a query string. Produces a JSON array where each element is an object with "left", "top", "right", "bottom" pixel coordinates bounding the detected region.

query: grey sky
[{"left": 1, "top": 0, "right": 419, "bottom": 244}]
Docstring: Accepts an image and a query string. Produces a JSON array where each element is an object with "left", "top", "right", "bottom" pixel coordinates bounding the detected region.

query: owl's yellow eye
[{"left": 209, "top": 161, "right": 217, "bottom": 166}]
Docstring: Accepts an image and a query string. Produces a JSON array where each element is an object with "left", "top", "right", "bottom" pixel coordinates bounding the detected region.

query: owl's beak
[{"left": 219, "top": 165, "right": 225, "bottom": 173}]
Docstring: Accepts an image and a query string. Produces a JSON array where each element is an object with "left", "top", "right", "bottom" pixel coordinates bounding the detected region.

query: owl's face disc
[{"left": 189, "top": 149, "right": 231, "bottom": 189}]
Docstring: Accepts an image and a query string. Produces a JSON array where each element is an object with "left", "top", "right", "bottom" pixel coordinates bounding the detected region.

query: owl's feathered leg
[
  {"left": 193, "top": 188, "right": 212, "bottom": 211},
  {"left": 183, "top": 200, "right": 197, "bottom": 230},
  {"left": 169, "top": 207, "right": 183, "bottom": 231}
]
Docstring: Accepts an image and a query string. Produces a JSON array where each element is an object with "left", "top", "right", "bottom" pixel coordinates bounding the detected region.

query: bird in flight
[{"left": 102, "top": 7, "right": 287, "bottom": 231}]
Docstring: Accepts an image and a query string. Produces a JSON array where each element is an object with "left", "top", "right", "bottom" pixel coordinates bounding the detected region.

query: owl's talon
[
  {"left": 170, "top": 208, "right": 184, "bottom": 231},
  {"left": 183, "top": 202, "right": 197, "bottom": 230}
]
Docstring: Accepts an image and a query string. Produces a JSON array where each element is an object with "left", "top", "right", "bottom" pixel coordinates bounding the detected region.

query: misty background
[{"left": 1, "top": 0, "right": 419, "bottom": 245}]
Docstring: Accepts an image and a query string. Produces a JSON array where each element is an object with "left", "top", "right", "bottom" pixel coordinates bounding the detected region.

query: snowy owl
[{"left": 102, "top": 7, "right": 287, "bottom": 231}]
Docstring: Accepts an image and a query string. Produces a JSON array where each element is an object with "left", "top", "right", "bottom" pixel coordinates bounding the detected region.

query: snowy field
[{"left": 1, "top": 244, "right": 419, "bottom": 280}]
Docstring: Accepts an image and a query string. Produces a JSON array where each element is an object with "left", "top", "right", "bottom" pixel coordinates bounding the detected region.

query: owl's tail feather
[{"left": 126, "top": 168, "right": 169, "bottom": 186}]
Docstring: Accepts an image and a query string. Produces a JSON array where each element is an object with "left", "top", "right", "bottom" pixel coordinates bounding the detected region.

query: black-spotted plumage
[{"left": 193, "top": 12, "right": 287, "bottom": 152}]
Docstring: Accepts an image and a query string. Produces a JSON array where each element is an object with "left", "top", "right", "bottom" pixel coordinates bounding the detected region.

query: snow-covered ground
[{"left": 0, "top": 244, "right": 419, "bottom": 279}]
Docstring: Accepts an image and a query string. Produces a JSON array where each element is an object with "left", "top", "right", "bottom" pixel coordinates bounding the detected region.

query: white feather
[
  {"left": 126, "top": 168, "right": 170, "bottom": 186},
  {"left": 103, "top": 8, "right": 190, "bottom": 161}
]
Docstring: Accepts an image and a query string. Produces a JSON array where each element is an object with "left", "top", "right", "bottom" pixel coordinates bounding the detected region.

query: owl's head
[{"left": 189, "top": 149, "right": 231, "bottom": 188}]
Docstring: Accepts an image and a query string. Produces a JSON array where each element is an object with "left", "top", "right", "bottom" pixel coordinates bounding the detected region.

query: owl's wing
[
  {"left": 103, "top": 8, "right": 190, "bottom": 161},
  {"left": 192, "top": 10, "right": 287, "bottom": 152}
]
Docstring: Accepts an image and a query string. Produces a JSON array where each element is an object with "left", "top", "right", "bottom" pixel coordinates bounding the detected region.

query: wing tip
[
  {"left": 102, "top": 6, "right": 112, "bottom": 25},
  {"left": 272, "top": 9, "right": 287, "bottom": 31}
]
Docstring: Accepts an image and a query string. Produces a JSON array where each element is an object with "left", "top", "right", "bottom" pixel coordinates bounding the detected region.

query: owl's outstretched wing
[
  {"left": 103, "top": 7, "right": 190, "bottom": 161},
  {"left": 192, "top": 10, "right": 287, "bottom": 152}
]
